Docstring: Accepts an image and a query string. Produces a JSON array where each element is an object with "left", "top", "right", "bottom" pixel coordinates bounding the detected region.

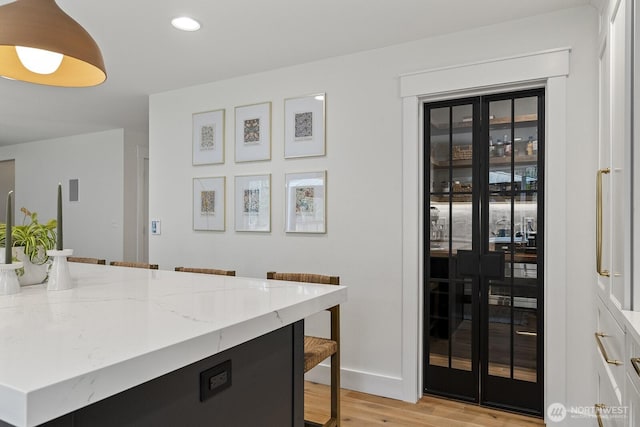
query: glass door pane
[
  {"left": 482, "top": 91, "right": 543, "bottom": 414},
  {"left": 426, "top": 99, "right": 477, "bottom": 399},
  {"left": 512, "top": 96, "right": 540, "bottom": 384},
  {"left": 428, "top": 106, "right": 451, "bottom": 368},
  {"left": 451, "top": 279, "right": 473, "bottom": 371}
]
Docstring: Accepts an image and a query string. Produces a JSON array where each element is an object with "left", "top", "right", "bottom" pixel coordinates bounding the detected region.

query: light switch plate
[
  {"left": 69, "top": 179, "right": 79, "bottom": 202},
  {"left": 151, "top": 219, "right": 161, "bottom": 235}
]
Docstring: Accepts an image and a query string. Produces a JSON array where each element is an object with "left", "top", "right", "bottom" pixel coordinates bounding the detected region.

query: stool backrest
[
  {"left": 110, "top": 261, "right": 159, "bottom": 270},
  {"left": 68, "top": 257, "right": 106, "bottom": 265},
  {"left": 175, "top": 267, "right": 235, "bottom": 276}
]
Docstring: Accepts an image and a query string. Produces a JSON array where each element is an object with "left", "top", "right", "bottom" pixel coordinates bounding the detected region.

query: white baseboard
[{"left": 304, "top": 364, "right": 404, "bottom": 401}]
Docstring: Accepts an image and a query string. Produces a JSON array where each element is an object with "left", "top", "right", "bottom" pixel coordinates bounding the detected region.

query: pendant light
[{"left": 0, "top": 0, "right": 106, "bottom": 87}]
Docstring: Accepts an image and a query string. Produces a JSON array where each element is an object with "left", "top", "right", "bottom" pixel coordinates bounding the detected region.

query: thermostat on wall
[{"left": 151, "top": 219, "right": 161, "bottom": 235}]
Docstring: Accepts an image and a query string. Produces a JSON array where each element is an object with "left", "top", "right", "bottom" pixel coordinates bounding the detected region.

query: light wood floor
[{"left": 304, "top": 381, "right": 545, "bottom": 426}]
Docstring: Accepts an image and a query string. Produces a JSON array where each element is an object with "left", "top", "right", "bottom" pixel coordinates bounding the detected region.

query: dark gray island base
[{"left": 4, "top": 322, "right": 303, "bottom": 427}]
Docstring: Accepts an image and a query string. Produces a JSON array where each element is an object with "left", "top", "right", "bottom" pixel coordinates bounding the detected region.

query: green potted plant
[{"left": 0, "top": 207, "right": 57, "bottom": 285}]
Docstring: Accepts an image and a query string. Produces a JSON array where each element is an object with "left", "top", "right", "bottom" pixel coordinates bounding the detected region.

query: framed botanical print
[
  {"left": 193, "top": 109, "right": 225, "bottom": 165},
  {"left": 285, "top": 171, "right": 326, "bottom": 233},
  {"left": 235, "top": 102, "right": 271, "bottom": 162},
  {"left": 284, "top": 94, "right": 325, "bottom": 158},
  {"left": 193, "top": 177, "right": 225, "bottom": 231},
  {"left": 234, "top": 174, "right": 271, "bottom": 232}
]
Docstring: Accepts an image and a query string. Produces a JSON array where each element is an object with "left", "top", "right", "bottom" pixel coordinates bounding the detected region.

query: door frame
[
  {"left": 136, "top": 145, "right": 149, "bottom": 262},
  {"left": 399, "top": 48, "right": 570, "bottom": 423}
]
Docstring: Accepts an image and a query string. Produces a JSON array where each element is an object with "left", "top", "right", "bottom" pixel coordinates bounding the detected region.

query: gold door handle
[
  {"left": 595, "top": 403, "right": 605, "bottom": 427},
  {"left": 596, "top": 168, "right": 610, "bottom": 277},
  {"left": 632, "top": 357, "right": 640, "bottom": 377},
  {"left": 595, "top": 332, "right": 622, "bottom": 365}
]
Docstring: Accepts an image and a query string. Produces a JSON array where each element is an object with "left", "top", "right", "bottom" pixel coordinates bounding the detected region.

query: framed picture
[
  {"left": 235, "top": 174, "right": 271, "bottom": 232},
  {"left": 193, "top": 109, "right": 225, "bottom": 165},
  {"left": 284, "top": 93, "right": 325, "bottom": 158},
  {"left": 193, "top": 177, "right": 225, "bottom": 231},
  {"left": 235, "top": 102, "right": 271, "bottom": 162},
  {"left": 285, "top": 171, "right": 326, "bottom": 233}
]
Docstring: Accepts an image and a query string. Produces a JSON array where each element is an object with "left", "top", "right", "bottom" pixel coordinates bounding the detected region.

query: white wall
[
  {"left": 149, "top": 5, "right": 597, "bottom": 406},
  {"left": 0, "top": 129, "right": 126, "bottom": 263}
]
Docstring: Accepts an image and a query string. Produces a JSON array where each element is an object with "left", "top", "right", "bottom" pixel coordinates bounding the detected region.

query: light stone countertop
[{"left": 0, "top": 263, "right": 347, "bottom": 427}]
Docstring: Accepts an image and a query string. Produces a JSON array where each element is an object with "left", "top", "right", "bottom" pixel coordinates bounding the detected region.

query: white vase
[{"left": 13, "top": 246, "right": 49, "bottom": 286}]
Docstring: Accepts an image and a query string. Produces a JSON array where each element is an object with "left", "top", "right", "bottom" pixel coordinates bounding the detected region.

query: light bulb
[
  {"left": 171, "top": 17, "right": 200, "bottom": 31},
  {"left": 15, "top": 46, "right": 63, "bottom": 75}
]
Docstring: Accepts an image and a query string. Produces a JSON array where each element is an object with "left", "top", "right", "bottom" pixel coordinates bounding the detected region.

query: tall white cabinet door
[
  {"left": 598, "top": 16, "right": 612, "bottom": 301},
  {"left": 608, "top": 0, "right": 632, "bottom": 310},
  {"left": 633, "top": 0, "right": 640, "bottom": 310}
]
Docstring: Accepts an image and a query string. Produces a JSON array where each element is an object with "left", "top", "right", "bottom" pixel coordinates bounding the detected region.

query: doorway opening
[{"left": 0, "top": 159, "right": 15, "bottom": 222}]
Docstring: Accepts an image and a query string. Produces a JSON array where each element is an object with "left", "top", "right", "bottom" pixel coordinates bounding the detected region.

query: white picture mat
[
  {"left": 193, "top": 177, "right": 225, "bottom": 231},
  {"left": 193, "top": 109, "right": 225, "bottom": 165},
  {"left": 235, "top": 102, "right": 271, "bottom": 162},
  {"left": 234, "top": 174, "right": 271, "bottom": 232},
  {"left": 284, "top": 94, "right": 325, "bottom": 158},
  {"left": 285, "top": 171, "right": 326, "bottom": 233}
]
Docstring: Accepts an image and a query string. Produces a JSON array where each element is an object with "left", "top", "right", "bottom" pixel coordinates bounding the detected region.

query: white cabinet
[
  {"left": 597, "top": 0, "right": 612, "bottom": 303},
  {"left": 596, "top": 0, "right": 640, "bottom": 425},
  {"left": 625, "top": 375, "right": 640, "bottom": 427},
  {"left": 598, "top": 0, "right": 632, "bottom": 311},
  {"left": 625, "top": 331, "right": 640, "bottom": 426},
  {"left": 593, "top": 296, "right": 628, "bottom": 426},
  {"left": 597, "top": 296, "right": 625, "bottom": 393},
  {"left": 609, "top": 0, "right": 632, "bottom": 310},
  {"left": 596, "top": 365, "right": 625, "bottom": 426}
]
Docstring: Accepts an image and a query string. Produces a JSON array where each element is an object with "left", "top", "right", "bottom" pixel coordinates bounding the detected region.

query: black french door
[{"left": 423, "top": 89, "right": 544, "bottom": 416}]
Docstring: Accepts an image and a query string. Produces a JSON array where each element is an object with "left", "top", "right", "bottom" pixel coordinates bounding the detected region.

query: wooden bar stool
[
  {"left": 110, "top": 261, "right": 159, "bottom": 269},
  {"left": 267, "top": 271, "right": 340, "bottom": 427},
  {"left": 175, "top": 267, "right": 235, "bottom": 276},
  {"left": 67, "top": 256, "right": 106, "bottom": 265}
]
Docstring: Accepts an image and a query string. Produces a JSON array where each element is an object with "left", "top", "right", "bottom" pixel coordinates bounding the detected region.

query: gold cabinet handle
[
  {"left": 632, "top": 357, "right": 640, "bottom": 377},
  {"left": 595, "top": 332, "right": 622, "bottom": 365},
  {"left": 596, "top": 168, "right": 610, "bottom": 277},
  {"left": 516, "top": 330, "right": 537, "bottom": 336},
  {"left": 595, "top": 403, "right": 605, "bottom": 427}
]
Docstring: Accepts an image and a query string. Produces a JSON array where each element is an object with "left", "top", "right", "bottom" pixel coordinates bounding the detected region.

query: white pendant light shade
[{"left": 0, "top": 0, "right": 106, "bottom": 87}]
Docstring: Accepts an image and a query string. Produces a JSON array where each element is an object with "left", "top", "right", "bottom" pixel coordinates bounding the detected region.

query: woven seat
[
  {"left": 110, "top": 261, "right": 158, "bottom": 270},
  {"left": 175, "top": 267, "right": 235, "bottom": 276},
  {"left": 267, "top": 271, "right": 340, "bottom": 427},
  {"left": 304, "top": 336, "right": 338, "bottom": 373},
  {"left": 68, "top": 256, "right": 106, "bottom": 265}
]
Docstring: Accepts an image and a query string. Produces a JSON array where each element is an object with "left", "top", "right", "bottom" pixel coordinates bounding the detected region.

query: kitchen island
[{"left": 0, "top": 263, "right": 346, "bottom": 427}]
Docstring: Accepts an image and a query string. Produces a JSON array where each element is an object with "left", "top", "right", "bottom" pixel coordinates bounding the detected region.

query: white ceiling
[{"left": 0, "top": 0, "right": 592, "bottom": 145}]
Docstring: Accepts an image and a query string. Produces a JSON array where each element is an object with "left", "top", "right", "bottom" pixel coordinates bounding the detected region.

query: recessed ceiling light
[{"left": 171, "top": 16, "right": 201, "bottom": 32}]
